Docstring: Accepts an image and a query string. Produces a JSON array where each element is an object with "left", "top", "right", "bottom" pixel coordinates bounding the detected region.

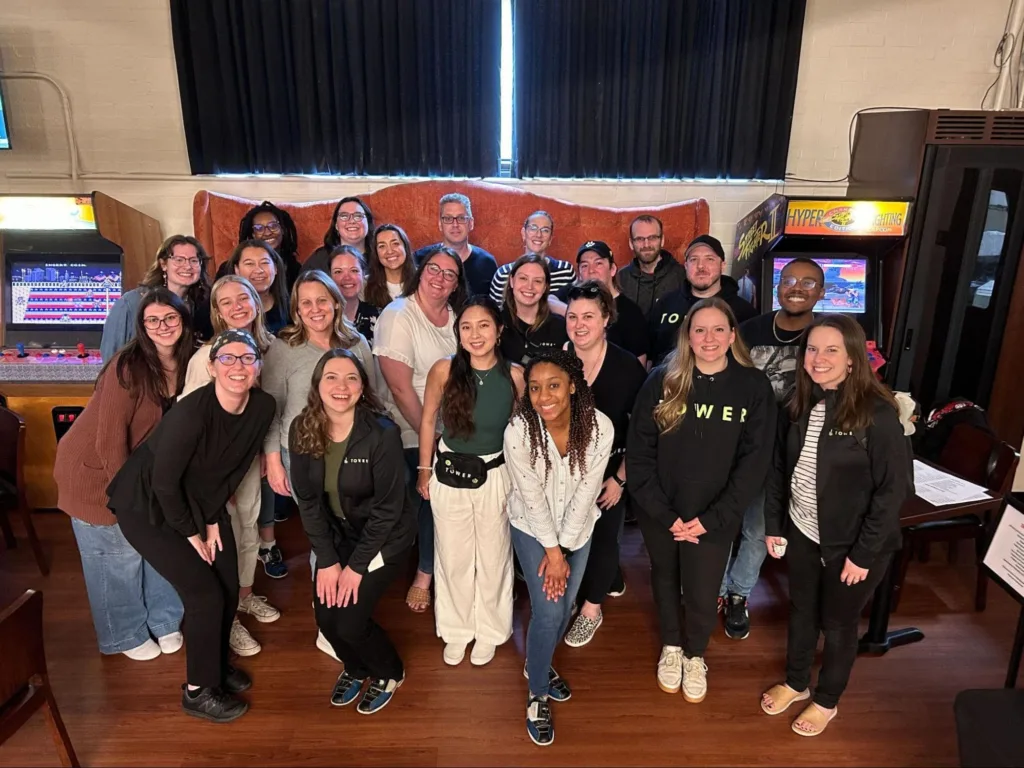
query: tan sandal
[
  {"left": 406, "top": 585, "right": 431, "bottom": 613},
  {"left": 791, "top": 703, "right": 837, "bottom": 736},
  {"left": 761, "top": 683, "right": 810, "bottom": 715}
]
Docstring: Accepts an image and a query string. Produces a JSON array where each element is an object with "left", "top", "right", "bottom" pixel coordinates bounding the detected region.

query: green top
[
  {"left": 324, "top": 437, "right": 350, "bottom": 518},
  {"left": 441, "top": 364, "right": 514, "bottom": 456}
]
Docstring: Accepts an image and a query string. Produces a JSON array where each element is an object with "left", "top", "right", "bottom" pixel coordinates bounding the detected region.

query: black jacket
[
  {"left": 289, "top": 408, "right": 417, "bottom": 575},
  {"left": 765, "top": 389, "right": 910, "bottom": 567},
  {"left": 616, "top": 251, "right": 688, "bottom": 318},
  {"left": 648, "top": 275, "right": 758, "bottom": 365},
  {"left": 627, "top": 360, "right": 776, "bottom": 544}
]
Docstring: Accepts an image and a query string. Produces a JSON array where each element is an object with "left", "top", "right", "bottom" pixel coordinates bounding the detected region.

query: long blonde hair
[
  {"left": 209, "top": 275, "right": 275, "bottom": 354},
  {"left": 653, "top": 297, "right": 753, "bottom": 433},
  {"left": 277, "top": 270, "right": 361, "bottom": 349}
]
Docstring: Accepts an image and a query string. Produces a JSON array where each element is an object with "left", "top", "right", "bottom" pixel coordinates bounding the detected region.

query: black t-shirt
[
  {"left": 739, "top": 310, "right": 807, "bottom": 404},
  {"left": 499, "top": 305, "right": 568, "bottom": 365},
  {"left": 413, "top": 244, "right": 499, "bottom": 298},
  {"left": 352, "top": 301, "right": 381, "bottom": 344},
  {"left": 569, "top": 341, "right": 647, "bottom": 478},
  {"left": 554, "top": 287, "right": 649, "bottom": 360}
]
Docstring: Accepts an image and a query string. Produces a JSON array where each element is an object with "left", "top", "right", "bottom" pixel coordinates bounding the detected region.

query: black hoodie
[
  {"left": 616, "top": 250, "right": 688, "bottom": 318},
  {"left": 627, "top": 359, "right": 776, "bottom": 545},
  {"left": 648, "top": 275, "right": 757, "bottom": 365}
]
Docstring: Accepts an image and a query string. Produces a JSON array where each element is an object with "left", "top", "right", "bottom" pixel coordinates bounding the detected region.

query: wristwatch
[{"left": 613, "top": 475, "right": 626, "bottom": 488}]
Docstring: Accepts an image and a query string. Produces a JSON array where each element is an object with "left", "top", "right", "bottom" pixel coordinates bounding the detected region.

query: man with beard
[
  {"left": 616, "top": 215, "right": 688, "bottom": 318},
  {"left": 717, "top": 256, "right": 825, "bottom": 640},
  {"left": 648, "top": 235, "right": 756, "bottom": 365}
]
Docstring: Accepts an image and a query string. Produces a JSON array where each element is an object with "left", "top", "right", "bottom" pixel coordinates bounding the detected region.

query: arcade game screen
[
  {"left": 9, "top": 262, "right": 121, "bottom": 325},
  {"left": 771, "top": 256, "right": 867, "bottom": 314}
]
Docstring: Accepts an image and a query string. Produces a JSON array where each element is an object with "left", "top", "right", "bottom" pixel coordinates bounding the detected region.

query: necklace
[
  {"left": 580, "top": 340, "right": 607, "bottom": 385},
  {"left": 473, "top": 366, "right": 495, "bottom": 387},
  {"left": 772, "top": 313, "right": 808, "bottom": 344}
]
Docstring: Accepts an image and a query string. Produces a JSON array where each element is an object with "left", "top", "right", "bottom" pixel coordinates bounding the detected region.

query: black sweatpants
[
  {"left": 639, "top": 511, "right": 732, "bottom": 657},
  {"left": 785, "top": 525, "right": 891, "bottom": 709},
  {"left": 314, "top": 539, "right": 406, "bottom": 682},
  {"left": 578, "top": 495, "right": 626, "bottom": 606},
  {"left": 118, "top": 509, "right": 238, "bottom": 689}
]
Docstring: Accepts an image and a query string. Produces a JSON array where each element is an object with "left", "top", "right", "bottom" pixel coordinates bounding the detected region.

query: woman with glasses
[
  {"left": 179, "top": 275, "right": 280, "bottom": 658},
  {"left": 366, "top": 224, "right": 416, "bottom": 309},
  {"left": 303, "top": 197, "right": 375, "bottom": 276},
  {"left": 55, "top": 289, "right": 193, "bottom": 662},
  {"left": 108, "top": 329, "right": 276, "bottom": 723},
  {"left": 237, "top": 201, "right": 301, "bottom": 291},
  {"left": 222, "top": 240, "right": 291, "bottom": 335},
  {"left": 488, "top": 212, "right": 576, "bottom": 307},
  {"left": 561, "top": 281, "right": 647, "bottom": 648},
  {"left": 329, "top": 245, "right": 381, "bottom": 344},
  {"left": 101, "top": 235, "right": 213, "bottom": 362},
  {"left": 374, "top": 245, "right": 468, "bottom": 614},
  {"left": 499, "top": 254, "right": 568, "bottom": 365}
]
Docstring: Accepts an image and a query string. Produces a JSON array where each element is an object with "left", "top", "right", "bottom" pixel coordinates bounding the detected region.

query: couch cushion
[{"left": 194, "top": 180, "right": 709, "bottom": 274}]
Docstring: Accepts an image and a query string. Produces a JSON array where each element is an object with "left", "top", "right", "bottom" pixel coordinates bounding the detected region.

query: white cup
[{"left": 773, "top": 538, "right": 788, "bottom": 557}]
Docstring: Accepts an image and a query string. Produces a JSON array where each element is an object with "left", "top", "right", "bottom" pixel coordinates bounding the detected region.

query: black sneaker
[
  {"left": 526, "top": 695, "right": 554, "bottom": 746},
  {"left": 607, "top": 570, "right": 626, "bottom": 598},
  {"left": 356, "top": 675, "right": 404, "bottom": 715},
  {"left": 522, "top": 663, "right": 571, "bottom": 702},
  {"left": 258, "top": 545, "right": 288, "bottom": 579},
  {"left": 223, "top": 666, "right": 251, "bottom": 694},
  {"left": 724, "top": 593, "right": 750, "bottom": 640},
  {"left": 181, "top": 686, "right": 248, "bottom": 723},
  {"left": 331, "top": 670, "right": 366, "bottom": 707}
]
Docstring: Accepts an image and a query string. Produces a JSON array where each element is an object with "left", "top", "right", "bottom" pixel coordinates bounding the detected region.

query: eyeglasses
[
  {"left": 167, "top": 256, "right": 201, "bottom": 268},
  {"left": 780, "top": 277, "right": 821, "bottom": 290},
  {"left": 143, "top": 314, "right": 182, "bottom": 330},
  {"left": 631, "top": 234, "right": 662, "bottom": 245},
  {"left": 252, "top": 222, "right": 281, "bottom": 236},
  {"left": 526, "top": 224, "right": 552, "bottom": 236},
  {"left": 215, "top": 353, "right": 259, "bottom": 366},
  {"left": 424, "top": 262, "right": 459, "bottom": 283},
  {"left": 337, "top": 212, "right": 367, "bottom": 223},
  {"left": 440, "top": 215, "right": 470, "bottom": 225}
]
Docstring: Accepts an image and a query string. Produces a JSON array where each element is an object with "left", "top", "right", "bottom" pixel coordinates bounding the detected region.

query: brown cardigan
[{"left": 53, "top": 358, "right": 164, "bottom": 526}]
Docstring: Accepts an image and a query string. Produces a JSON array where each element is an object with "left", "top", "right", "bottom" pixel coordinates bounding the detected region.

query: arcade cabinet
[
  {"left": 0, "top": 193, "right": 163, "bottom": 508},
  {"left": 730, "top": 194, "right": 912, "bottom": 363}
]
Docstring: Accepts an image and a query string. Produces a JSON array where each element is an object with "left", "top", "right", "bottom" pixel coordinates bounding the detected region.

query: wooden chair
[
  {"left": 0, "top": 406, "right": 47, "bottom": 576},
  {"left": 894, "top": 423, "right": 1019, "bottom": 612},
  {"left": 0, "top": 590, "right": 79, "bottom": 767}
]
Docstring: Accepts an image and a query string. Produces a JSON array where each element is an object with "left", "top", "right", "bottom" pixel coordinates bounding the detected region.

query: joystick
[
  {"left": 16, "top": 343, "right": 27, "bottom": 358},
  {"left": 77, "top": 343, "right": 88, "bottom": 359}
]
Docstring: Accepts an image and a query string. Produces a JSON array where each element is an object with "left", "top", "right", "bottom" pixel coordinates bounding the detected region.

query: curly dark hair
[
  {"left": 237, "top": 201, "right": 299, "bottom": 282},
  {"left": 442, "top": 296, "right": 515, "bottom": 440},
  {"left": 513, "top": 350, "right": 598, "bottom": 481}
]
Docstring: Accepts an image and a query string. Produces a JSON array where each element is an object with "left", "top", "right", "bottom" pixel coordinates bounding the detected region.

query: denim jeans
[
  {"left": 71, "top": 517, "right": 183, "bottom": 654},
  {"left": 719, "top": 493, "right": 767, "bottom": 599},
  {"left": 258, "top": 476, "right": 276, "bottom": 529},
  {"left": 511, "top": 526, "right": 591, "bottom": 698},
  {"left": 404, "top": 447, "right": 434, "bottom": 576}
]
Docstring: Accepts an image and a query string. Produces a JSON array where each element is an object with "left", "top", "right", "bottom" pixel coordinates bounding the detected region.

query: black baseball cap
[
  {"left": 576, "top": 240, "right": 613, "bottom": 263},
  {"left": 684, "top": 234, "right": 725, "bottom": 261}
]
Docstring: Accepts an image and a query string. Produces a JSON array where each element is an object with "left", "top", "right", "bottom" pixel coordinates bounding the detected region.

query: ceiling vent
[{"left": 928, "top": 110, "right": 1024, "bottom": 144}]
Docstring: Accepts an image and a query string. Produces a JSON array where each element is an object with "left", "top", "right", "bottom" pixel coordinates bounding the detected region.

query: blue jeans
[
  {"left": 404, "top": 447, "right": 433, "bottom": 576},
  {"left": 71, "top": 518, "right": 183, "bottom": 654},
  {"left": 719, "top": 493, "right": 768, "bottom": 599},
  {"left": 258, "top": 477, "right": 275, "bottom": 529},
  {"left": 511, "top": 527, "right": 591, "bottom": 698}
]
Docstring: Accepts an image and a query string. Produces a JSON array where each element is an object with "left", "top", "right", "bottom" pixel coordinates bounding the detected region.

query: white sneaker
[
  {"left": 229, "top": 617, "right": 261, "bottom": 656},
  {"left": 122, "top": 638, "right": 161, "bottom": 661},
  {"left": 156, "top": 631, "right": 183, "bottom": 655},
  {"left": 682, "top": 656, "right": 708, "bottom": 703},
  {"left": 316, "top": 630, "right": 341, "bottom": 662},
  {"left": 657, "top": 645, "right": 683, "bottom": 693},
  {"left": 443, "top": 642, "right": 467, "bottom": 666},
  {"left": 238, "top": 593, "right": 281, "bottom": 623},
  {"left": 470, "top": 642, "right": 496, "bottom": 666}
]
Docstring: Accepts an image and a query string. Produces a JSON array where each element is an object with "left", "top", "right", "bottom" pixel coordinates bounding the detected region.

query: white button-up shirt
[{"left": 503, "top": 411, "right": 613, "bottom": 551}]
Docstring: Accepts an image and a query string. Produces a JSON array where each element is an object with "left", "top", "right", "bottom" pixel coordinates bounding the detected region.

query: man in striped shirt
[{"left": 489, "top": 211, "right": 576, "bottom": 307}]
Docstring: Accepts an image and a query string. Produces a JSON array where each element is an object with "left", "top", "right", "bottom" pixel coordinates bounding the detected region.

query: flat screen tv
[{"left": 770, "top": 256, "right": 868, "bottom": 314}]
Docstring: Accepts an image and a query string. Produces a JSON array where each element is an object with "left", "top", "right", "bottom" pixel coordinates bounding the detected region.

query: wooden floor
[{"left": 0, "top": 511, "right": 1015, "bottom": 767}]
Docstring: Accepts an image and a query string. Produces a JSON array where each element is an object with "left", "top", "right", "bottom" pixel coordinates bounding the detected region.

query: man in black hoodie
[
  {"left": 648, "top": 235, "right": 757, "bottom": 365},
  {"left": 616, "top": 215, "right": 688, "bottom": 318}
]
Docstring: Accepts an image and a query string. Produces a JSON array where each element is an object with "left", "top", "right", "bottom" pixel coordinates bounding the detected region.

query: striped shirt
[
  {"left": 789, "top": 401, "right": 825, "bottom": 543},
  {"left": 489, "top": 257, "right": 577, "bottom": 306}
]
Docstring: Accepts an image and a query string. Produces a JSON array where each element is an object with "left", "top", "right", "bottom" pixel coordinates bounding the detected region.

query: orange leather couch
[{"left": 193, "top": 179, "right": 709, "bottom": 273}]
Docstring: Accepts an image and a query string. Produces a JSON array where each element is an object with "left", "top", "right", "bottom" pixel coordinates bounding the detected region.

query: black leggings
[
  {"left": 119, "top": 510, "right": 238, "bottom": 689},
  {"left": 639, "top": 511, "right": 731, "bottom": 657},
  {"left": 578, "top": 495, "right": 626, "bottom": 606},
  {"left": 785, "top": 525, "right": 891, "bottom": 709}
]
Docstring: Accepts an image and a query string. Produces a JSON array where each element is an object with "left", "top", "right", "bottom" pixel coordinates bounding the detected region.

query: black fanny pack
[{"left": 435, "top": 449, "right": 505, "bottom": 489}]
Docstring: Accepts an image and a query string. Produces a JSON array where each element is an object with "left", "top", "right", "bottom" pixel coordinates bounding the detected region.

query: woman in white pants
[
  {"left": 417, "top": 297, "right": 525, "bottom": 666},
  {"left": 180, "top": 274, "right": 279, "bottom": 657}
]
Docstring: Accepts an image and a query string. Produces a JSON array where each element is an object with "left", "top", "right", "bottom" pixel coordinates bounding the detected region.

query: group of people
[{"left": 53, "top": 192, "right": 912, "bottom": 745}]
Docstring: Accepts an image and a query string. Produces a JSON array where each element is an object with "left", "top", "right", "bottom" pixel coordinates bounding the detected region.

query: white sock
[{"left": 261, "top": 539, "right": 276, "bottom": 550}]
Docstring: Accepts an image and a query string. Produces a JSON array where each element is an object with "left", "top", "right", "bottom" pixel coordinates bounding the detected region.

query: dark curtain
[
  {"left": 513, "top": 0, "right": 806, "bottom": 180},
  {"left": 170, "top": 0, "right": 502, "bottom": 176}
]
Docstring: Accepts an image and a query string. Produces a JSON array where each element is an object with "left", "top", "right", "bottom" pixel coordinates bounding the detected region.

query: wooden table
[{"left": 858, "top": 489, "right": 1003, "bottom": 654}]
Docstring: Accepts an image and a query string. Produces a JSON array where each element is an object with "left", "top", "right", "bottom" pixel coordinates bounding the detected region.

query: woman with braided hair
[{"left": 503, "top": 350, "right": 613, "bottom": 747}]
